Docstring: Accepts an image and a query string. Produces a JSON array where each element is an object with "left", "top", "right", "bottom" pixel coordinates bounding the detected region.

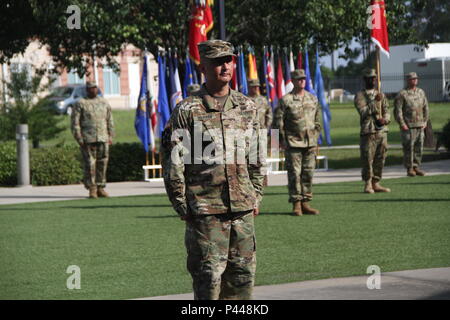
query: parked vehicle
[{"left": 42, "top": 84, "right": 103, "bottom": 115}]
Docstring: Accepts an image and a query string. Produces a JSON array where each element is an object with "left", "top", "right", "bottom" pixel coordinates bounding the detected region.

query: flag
[
  {"left": 266, "top": 48, "right": 277, "bottom": 109},
  {"left": 248, "top": 47, "right": 258, "bottom": 80},
  {"left": 297, "top": 48, "right": 303, "bottom": 69},
  {"left": 276, "top": 56, "right": 285, "bottom": 99},
  {"left": 284, "top": 50, "right": 293, "bottom": 93},
  {"left": 188, "top": 0, "right": 214, "bottom": 65},
  {"left": 304, "top": 46, "right": 316, "bottom": 96},
  {"left": 146, "top": 54, "right": 157, "bottom": 152},
  {"left": 314, "top": 48, "right": 332, "bottom": 146},
  {"left": 169, "top": 52, "right": 183, "bottom": 111},
  {"left": 135, "top": 55, "right": 151, "bottom": 153},
  {"left": 183, "top": 54, "right": 194, "bottom": 98},
  {"left": 157, "top": 53, "right": 170, "bottom": 136},
  {"left": 237, "top": 48, "right": 248, "bottom": 95},
  {"left": 231, "top": 55, "right": 238, "bottom": 90},
  {"left": 262, "top": 47, "right": 270, "bottom": 103},
  {"left": 369, "top": 0, "right": 390, "bottom": 57},
  {"left": 289, "top": 49, "right": 295, "bottom": 72}
]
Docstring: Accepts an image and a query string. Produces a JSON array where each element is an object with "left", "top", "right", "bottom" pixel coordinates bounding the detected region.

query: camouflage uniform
[
  {"left": 273, "top": 83, "right": 321, "bottom": 203},
  {"left": 354, "top": 88, "right": 390, "bottom": 183},
  {"left": 71, "top": 94, "right": 114, "bottom": 190},
  {"left": 161, "top": 40, "right": 265, "bottom": 300},
  {"left": 249, "top": 95, "right": 272, "bottom": 129},
  {"left": 394, "top": 83, "right": 429, "bottom": 170}
]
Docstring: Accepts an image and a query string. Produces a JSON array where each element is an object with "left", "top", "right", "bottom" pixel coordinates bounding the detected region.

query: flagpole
[{"left": 376, "top": 46, "right": 382, "bottom": 118}]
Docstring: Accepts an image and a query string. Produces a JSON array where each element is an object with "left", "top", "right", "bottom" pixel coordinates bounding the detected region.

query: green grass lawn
[
  {"left": 1, "top": 174, "right": 449, "bottom": 299},
  {"left": 43, "top": 102, "right": 450, "bottom": 148},
  {"left": 328, "top": 102, "right": 450, "bottom": 146}
]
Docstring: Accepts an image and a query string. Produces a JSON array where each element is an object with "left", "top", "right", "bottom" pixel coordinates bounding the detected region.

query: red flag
[
  {"left": 188, "top": 1, "right": 214, "bottom": 65},
  {"left": 369, "top": 0, "right": 390, "bottom": 57},
  {"left": 276, "top": 57, "right": 285, "bottom": 99},
  {"left": 297, "top": 51, "right": 303, "bottom": 69}
]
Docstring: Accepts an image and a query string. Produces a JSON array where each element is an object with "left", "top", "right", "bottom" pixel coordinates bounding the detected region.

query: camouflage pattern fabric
[
  {"left": 285, "top": 147, "right": 316, "bottom": 202},
  {"left": 394, "top": 87, "right": 429, "bottom": 168},
  {"left": 359, "top": 132, "right": 388, "bottom": 182},
  {"left": 71, "top": 96, "right": 114, "bottom": 144},
  {"left": 80, "top": 142, "right": 109, "bottom": 189},
  {"left": 354, "top": 89, "right": 390, "bottom": 136},
  {"left": 394, "top": 87, "right": 429, "bottom": 128},
  {"left": 249, "top": 95, "right": 272, "bottom": 129},
  {"left": 273, "top": 91, "right": 321, "bottom": 148},
  {"left": 185, "top": 211, "right": 256, "bottom": 300},
  {"left": 71, "top": 96, "right": 114, "bottom": 189},
  {"left": 401, "top": 128, "right": 424, "bottom": 169},
  {"left": 161, "top": 86, "right": 265, "bottom": 218}
]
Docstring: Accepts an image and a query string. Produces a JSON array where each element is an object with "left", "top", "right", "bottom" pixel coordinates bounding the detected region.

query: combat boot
[
  {"left": 97, "top": 187, "right": 109, "bottom": 198},
  {"left": 292, "top": 201, "right": 303, "bottom": 216},
  {"left": 372, "top": 181, "right": 391, "bottom": 193},
  {"left": 414, "top": 167, "right": 426, "bottom": 176},
  {"left": 407, "top": 168, "right": 416, "bottom": 177},
  {"left": 301, "top": 201, "right": 319, "bottom": 215},
  {"left": 89, "top": 186, "right": 98, "bottom": 199},
  {"left": 364, "top": 180, "right": 374, "bottom": 194}
]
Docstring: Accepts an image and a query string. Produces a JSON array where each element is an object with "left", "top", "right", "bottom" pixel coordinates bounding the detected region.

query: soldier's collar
[{"left": 200, "top": 85, "right": 238, "bottom": 112}]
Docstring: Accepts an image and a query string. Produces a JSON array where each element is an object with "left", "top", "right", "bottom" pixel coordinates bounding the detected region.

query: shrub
[
  {"left": 0, "top": 142, "right": 17, "bottom": 186},
  {"left": 30, "top": 145, "right": 83, "bottom": 186},
  {"left": 107, "top": 142, "right": 161, "bottom": 182}
]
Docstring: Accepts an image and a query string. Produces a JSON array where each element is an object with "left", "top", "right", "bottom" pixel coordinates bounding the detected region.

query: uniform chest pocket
[{"left": 286, "top": 105, "right": 304, "bottom": 120}]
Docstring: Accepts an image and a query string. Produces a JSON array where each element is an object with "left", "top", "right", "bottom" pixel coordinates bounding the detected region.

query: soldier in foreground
[
  {"left": 394, "top": 72, "right": 429, "bottom": 177},
  {"left": 247, "top": 78, "right": 272, "bottom": 130},
  {"left": 354, "top": 69, "right": 391, "bottom": 194},
  {"left": 161, "top": 40, "right": 265, "bottom": 300},
  {"left": 71, "top": 81, "right": 114, "bottom": 198},
  {"left": 273, "top": 69, "right": 320, "bottom": 216}
]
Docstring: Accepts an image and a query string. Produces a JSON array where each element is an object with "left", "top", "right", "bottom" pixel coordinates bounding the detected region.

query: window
[
  {"left": 10, "top": 63, "right": 32, "bottom": 81},
  {"left": 103, "top": 67, "right": 120, "bottom": 95},
  {"left": 68, "top": 70, "right": 85, "bottom": 84}
]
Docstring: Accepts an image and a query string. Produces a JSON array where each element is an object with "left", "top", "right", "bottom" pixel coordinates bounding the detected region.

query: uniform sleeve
[
  {"left": 248, "top": 106, "right": 265, "bottom": 207},
  {"left": 354, "top": 92, "right": 375, "bottom": 120},
  {"left": 70, "top": 102, "right": 83, "bottom": 144},
  {"left": 106, "top": 103, "right": 115, "bottom": 139},
  {"left": 273, "top": 99, "right": 285, "bottom": 144},
  {"left": 423, "top": 91, "right": 429, "bottom": 124},
  {"left": 394, "top": 92, "right": 406, "bottom": 127},
  {"left": 382, "top": 94, "right": 390, "bottom": 124},
  {"left": 161, "top": 105, "right": 189, "bottom": 217}
]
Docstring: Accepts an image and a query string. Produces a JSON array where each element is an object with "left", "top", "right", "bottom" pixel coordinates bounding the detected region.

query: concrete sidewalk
[
  {"left": 1, "top": 159, "right": 449, "bottom": 206},
  {"left": 139, "top": 267, "right": 450, "bottom": 300}
]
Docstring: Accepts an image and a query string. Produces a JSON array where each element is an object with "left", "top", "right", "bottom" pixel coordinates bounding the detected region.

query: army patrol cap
[
  {"left": 291, "top": 69, "right": 306, "bottom": 80},
  {"left": 187, "top": 83, "right": 201, "bottom": 94},
  {"left": 406, "top": 72, "right": 419, "bottom": 79},
  {"left": 198, "top": 40, "right": 236, "bottom": 60},
  {"left": 248, "top": 79, "right": 261, "bottom": 87},
  {"left": 363, "top": 68, "right": 377, "bottom": 78},
  {"left": 86, "top": 81, "right": 97, "bottom": 88}
]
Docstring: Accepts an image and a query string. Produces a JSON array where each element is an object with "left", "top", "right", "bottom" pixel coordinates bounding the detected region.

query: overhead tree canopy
[{"left": 0, "top": 0, "right": 442, "bottom": 76}]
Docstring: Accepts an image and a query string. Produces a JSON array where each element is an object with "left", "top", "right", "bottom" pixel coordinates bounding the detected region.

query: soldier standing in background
[
  {"left": 354, "top": 68, "right": 391, "bottom": 194},
  {"left": 71, "top": 81, "right": 114, "bottom": 199},
  {"left": 273, "top": 69, "right": 320, "bottom": 216},
  {"left": 161, "top": 40, "right": 265, "bottom": 300},
  {"left": 394, "top": 72, "right": 429, "bottom": 177},
  {"left": 247, "top": 78, "right": 272, "bottom": 130}
]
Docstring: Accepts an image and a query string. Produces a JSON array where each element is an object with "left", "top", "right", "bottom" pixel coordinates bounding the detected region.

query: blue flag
[
  {"left": 183, "top": 55, "right": 194, "bottom": 98},
  {"left": 262, "top": 46, "right": 270, "bottom": 102},
  {"left": 314, "top": 48, "right": 332, "bottom": 146},
  {"left": 237, "top": 48, "right": 248, "bottom": 95},
  {"left": 134, "top": 56, "right": 150, "bottom": 152},
  {"left": 304, "top": 46, "right": 316, "bottom": 96},
  {"left": 158, "top": 54, "right": 170, "bottom": 136}
]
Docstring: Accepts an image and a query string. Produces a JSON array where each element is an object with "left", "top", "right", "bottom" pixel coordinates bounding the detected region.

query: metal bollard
[{"left": 16, "top": 124, "right": 30, "bottom": 187}]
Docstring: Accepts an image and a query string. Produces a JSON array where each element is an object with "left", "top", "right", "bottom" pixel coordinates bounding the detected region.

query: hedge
[{"left": 0, "top": 142, "right": 158, "bottom": 186}]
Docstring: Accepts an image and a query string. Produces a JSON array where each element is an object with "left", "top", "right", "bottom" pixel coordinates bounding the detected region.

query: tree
[{"left": 0, "top": 69, "right": 65, "bottom": 148}]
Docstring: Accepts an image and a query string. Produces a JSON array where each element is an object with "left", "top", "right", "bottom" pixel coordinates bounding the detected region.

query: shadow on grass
[
  {"left": 0, "top": 204, "right": 172, "bottom": 211},
  {"left": 135, "top": 215, "right": 176, "bottom": 219}
]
